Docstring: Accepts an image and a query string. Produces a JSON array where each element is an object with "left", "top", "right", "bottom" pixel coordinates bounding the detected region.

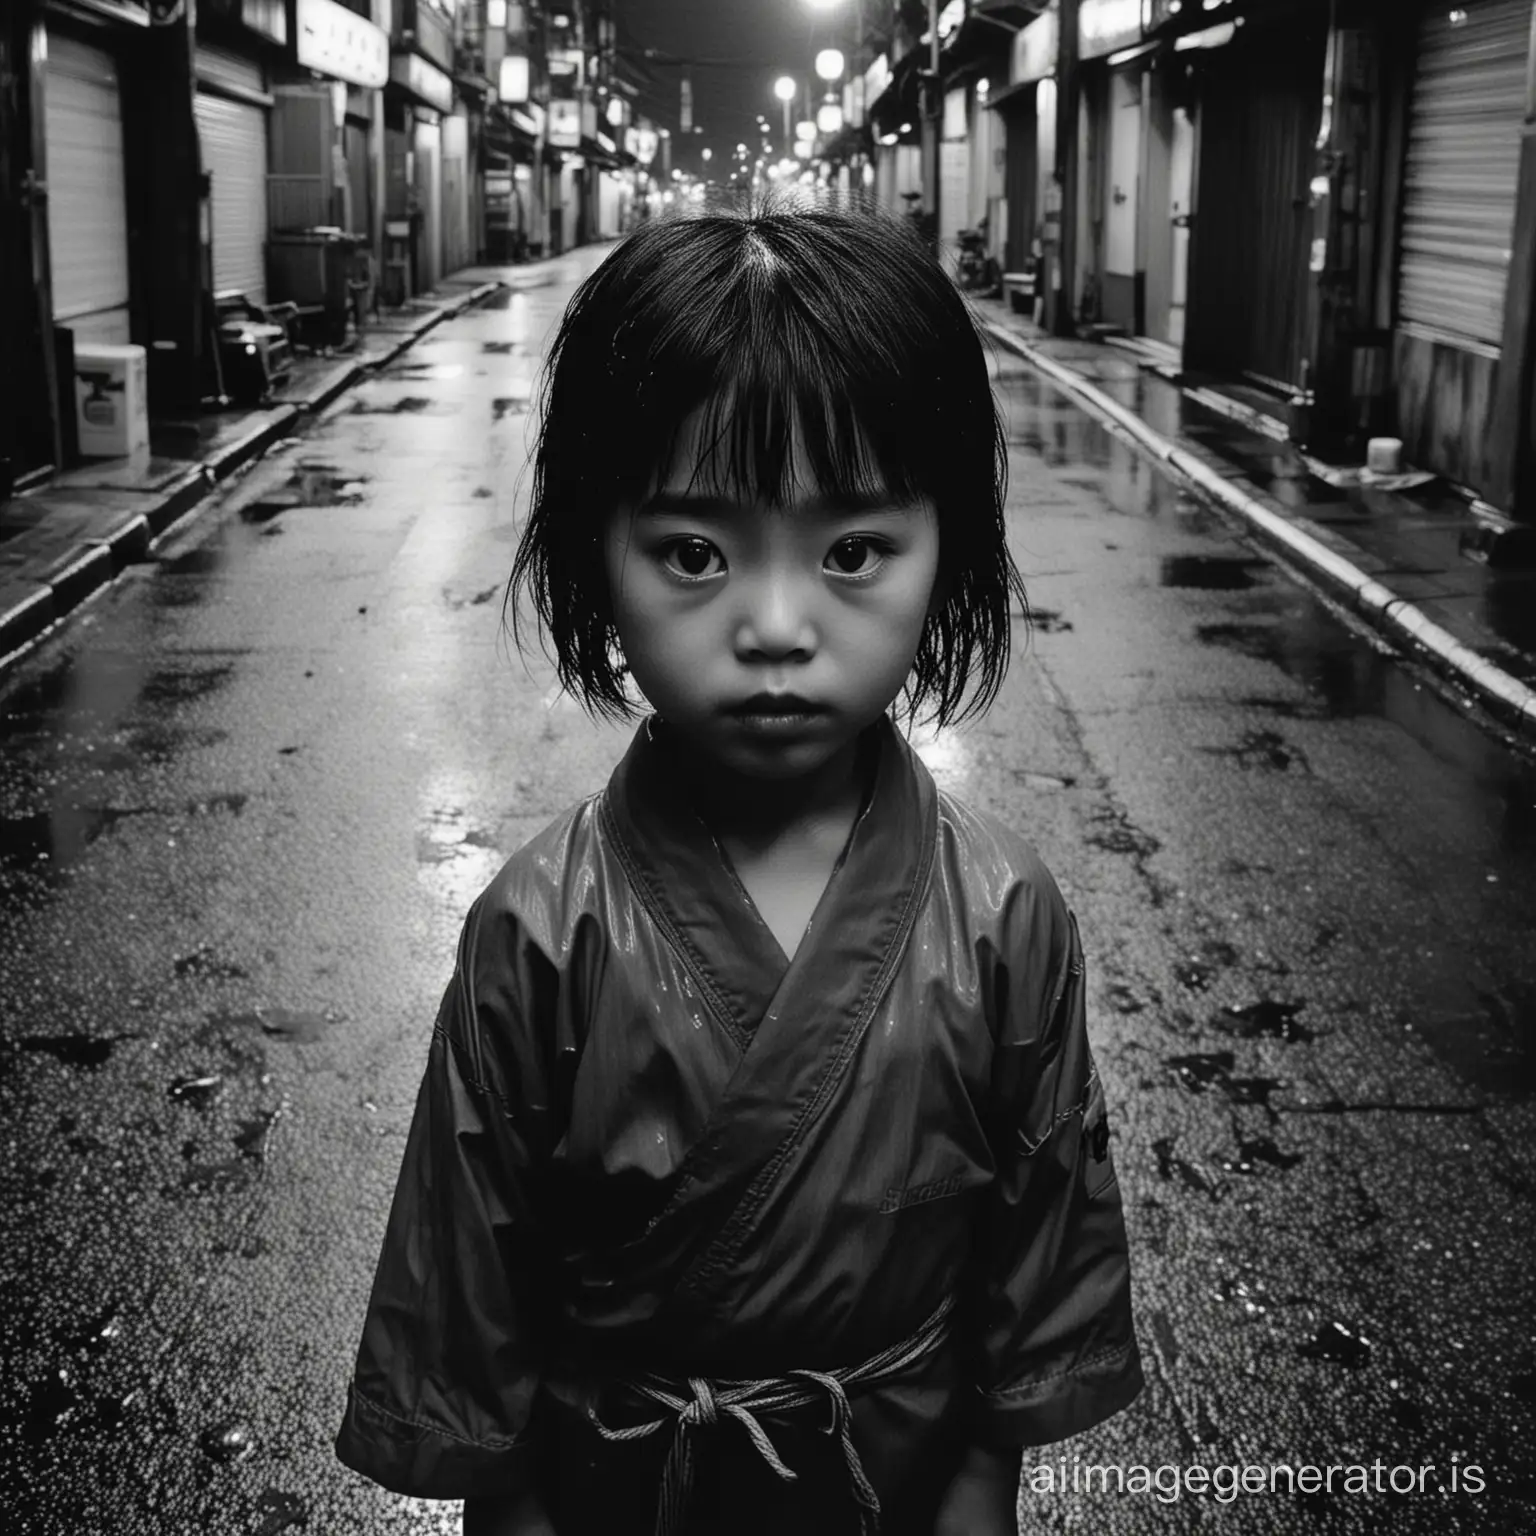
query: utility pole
[{"left": 1049, "top": 0, "right": 1081, "bottom": 335}]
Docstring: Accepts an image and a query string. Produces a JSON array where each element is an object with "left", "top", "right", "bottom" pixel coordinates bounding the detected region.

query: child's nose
[{"left": 733, "top": 570, "right": 817, "bottom": 660}]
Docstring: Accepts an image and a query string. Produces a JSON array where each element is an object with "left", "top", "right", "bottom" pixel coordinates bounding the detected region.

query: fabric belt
[{"left": 586, "top": 1293, "right": 956, "bottom": 1536}]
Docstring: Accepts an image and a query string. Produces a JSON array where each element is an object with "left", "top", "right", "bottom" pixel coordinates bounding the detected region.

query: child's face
[{"left": 605, "top": 409, "right": 942, "bottom": 783}]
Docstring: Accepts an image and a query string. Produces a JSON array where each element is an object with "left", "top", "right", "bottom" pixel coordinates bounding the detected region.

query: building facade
[
  {"left": 860, "top": 0, "right": 1536, "bottom": 518},
  {"left": 0, "top": 0, "right": 632, "bottom": 498}
]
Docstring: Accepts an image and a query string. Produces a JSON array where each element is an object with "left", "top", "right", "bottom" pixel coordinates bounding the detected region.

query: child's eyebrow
[{"left": 636, "top": 491, "right": 920, "bottom": 519}]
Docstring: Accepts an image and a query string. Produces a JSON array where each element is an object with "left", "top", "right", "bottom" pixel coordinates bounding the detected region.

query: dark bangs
[{"left": 508, "top": 194, "right": 1025, "bottom": 728}]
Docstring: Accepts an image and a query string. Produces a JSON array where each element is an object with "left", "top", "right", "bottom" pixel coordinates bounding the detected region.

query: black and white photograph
[{"left": 1, "top": 1, "right": 1534, "bottom": 1533}]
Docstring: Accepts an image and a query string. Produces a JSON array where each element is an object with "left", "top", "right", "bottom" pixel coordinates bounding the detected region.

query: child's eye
[
  {"left": 825, "top": 537, "right": 888, "bottom": 578},
  {"left": 661, "top": 537, "right": 725, "bottom": 580}
]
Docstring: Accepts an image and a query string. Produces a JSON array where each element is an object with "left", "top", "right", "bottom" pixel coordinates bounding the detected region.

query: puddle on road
[
  {"left": 239, "top": 464, "right": 369, "bottom": 522},
  {"left": 254, "top": 1490, "right": 309, "bottom": 1536},
  {"left": 158, "top": 546, "right": 225, "bottom": 577},
  {"left": 1409, "top": 982, "right": 1536, "bottom": 1099},
  {"left": 141, "top": 664, "right": 236, "bottom": 707},
  {"left": 1215, "top": 999, "right": 1315, "bottom": 1043},
  {"left": 481, "top": 340, "right": 516, "bottom": 354},
  {"left": 1224, "top": 1133, "right": 1304, "bottom": 1174},
  {"left": 1161, "top": 554, "right": 1266, "bottom": 590},
  {"left": 0, "top": 805, "right": 153, "bottom": 881},
  {"left": 13, "top": 1033, "right": 138, "bottom": 1069},
  {"left": 209, "top": 1007, "right": 336, "bottom": 1044},
  {"left": 492, "top": 396, "right": 528, "bottom": 421},
  {"left": 1167, "top": 1050, "right": 1235, "bottom": 1091},
  {"left": 349, "top": 396, "right": 455, "bottom": 416},
  {"left": 1165, "top": 1050, "right": 1286, "bottom": 1114},
  {"left": 168, "top": 1073, "right": 224, "bottom": 1109},
  {"left": 1203, "top": 727, "right": 1312, "bottom": 774},
  {"left": 199, "top": 1420, "right": 257, "bottom": 1463},
  {"left": 1151, "top": 1135, "right": 1224, "bottom": 1200},
  {"left": 0, "top": 791, "right": 247, "bottom": 884},
  {"left": 383, "top": 362, "right": 465, "bottom": 382},
  {"left": 1172, "top": 940, "right": 1239, "bottom": 992},
  {"left": 1297, "top": 1319, "right": 1373, "bottom": 1369}
]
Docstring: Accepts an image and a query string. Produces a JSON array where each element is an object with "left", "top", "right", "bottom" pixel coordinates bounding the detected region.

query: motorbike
[{"left": 955, "top": 224, "right": 1002, "bottom": 297}]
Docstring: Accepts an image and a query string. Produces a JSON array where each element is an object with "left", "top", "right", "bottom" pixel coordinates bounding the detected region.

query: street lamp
[
  {"left": 815, "top": 49, "right": 845, "bottom": 82},
  {"left": 773, "top": 74, "right": 798, "bottom": 153}
]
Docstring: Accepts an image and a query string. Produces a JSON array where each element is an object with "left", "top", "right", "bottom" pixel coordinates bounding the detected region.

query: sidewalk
[
  {"left": 0, "top": 268, "right": 536, "bottom": 667},
  {"left": 974, "top": 297, "right": 1536, "bottom": 744}
]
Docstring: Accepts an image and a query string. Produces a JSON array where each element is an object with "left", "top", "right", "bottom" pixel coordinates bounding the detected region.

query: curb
[
  {"left": 981, "top": 320, "right": 1536, "bottom": 743},
  {"left": 0, "top": 281, "right": 506, "bottom": 671}
]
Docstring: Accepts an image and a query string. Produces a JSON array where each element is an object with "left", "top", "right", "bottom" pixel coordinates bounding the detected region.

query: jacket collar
[{"left": 601, "top": 712, "right": 936, "bottom": 1043}]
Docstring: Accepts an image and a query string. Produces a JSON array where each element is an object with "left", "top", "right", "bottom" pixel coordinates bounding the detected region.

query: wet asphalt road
[{"left": 3, "top": 246, "right": 1534, "bottom": 1536}]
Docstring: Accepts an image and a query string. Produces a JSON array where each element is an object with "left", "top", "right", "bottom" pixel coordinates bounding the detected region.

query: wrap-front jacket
[{"left": 336, "top": 716, "right": 1142, "bottom": 1534}]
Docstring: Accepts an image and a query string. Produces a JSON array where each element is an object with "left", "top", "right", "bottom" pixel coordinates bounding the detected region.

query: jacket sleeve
[
  {"left": 335, "top": 896, "right": 560, "bottom": 1498},
  {"left": 963, "top": 878, "right": 1143, "bottom": 1447}
]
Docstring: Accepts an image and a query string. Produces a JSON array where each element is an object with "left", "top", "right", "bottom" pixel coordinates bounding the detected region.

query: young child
[{"left": 335, "top": 199, "right": 1142, "bottom": 1536}]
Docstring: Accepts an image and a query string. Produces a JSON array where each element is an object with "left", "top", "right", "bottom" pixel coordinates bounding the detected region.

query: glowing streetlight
[
  {"left": 701, "top": 147, "right": 712, "bottom": 161},
  {"left": 773, "top": 74, "right": 799, "bottom": 152},
  {"left": 817, "top": 102, "right": 844, "bottom": 134},
  {"left": 795, "top": 119, "right": 817, "bottom": 143},
  {"left": 815, "top": 49, "right": 845, "bottom": 82}
]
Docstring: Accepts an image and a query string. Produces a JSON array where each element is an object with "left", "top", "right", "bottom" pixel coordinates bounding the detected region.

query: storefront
[
  {"left": 442, "top": 110, "right": 471, "bottom": 276},
  {"left": 387, "top": 1, "right": 455, "bottom": 294},
  {"left": 194, "top": 15, "right": 287, "bottom": 307},
  {"left": 987, "top": 5, "right": 1058, "bottom": 276},
  {"left": 283, "top": 0, "right": 389, "bottom": 241},
  {"left": 44, "top": 26, "right": 133, "bottom": 346},
  {"left": 866, "top": 51, "right": 923, "bottom": 219},
  {"left": 1390, "top": 0, "right": 1529, "bottom": 498},
  {"left": 1171, "top": 5, "right": 1326, "bottom": 392}
]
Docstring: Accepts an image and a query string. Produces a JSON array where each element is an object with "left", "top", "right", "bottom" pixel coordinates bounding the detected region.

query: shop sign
[
  {"left": 297, "top": 0, "right": 388, "bottom": 89},
  {"left": 548, "top": 47, "right": 584, "bottom": 89},
  {"left": 391, "top": 51, "right": 453, "bottom": 112},
  {"left": 1079, "top": 0, "right": 1144, "bottom": 59},
  {"left": 498, "top": 53, "right": 530, "bottom": 103},
  {"left": 1010, "top": 10, "right": 1057, "bottom": 85},
  {"left": 549, "top": 98, "right": 581, "bottom": 148}
]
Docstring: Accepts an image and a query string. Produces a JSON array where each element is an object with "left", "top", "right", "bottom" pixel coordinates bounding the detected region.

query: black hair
[{"left": 507, "top": 191, "right": 1026, "bottom": 729}]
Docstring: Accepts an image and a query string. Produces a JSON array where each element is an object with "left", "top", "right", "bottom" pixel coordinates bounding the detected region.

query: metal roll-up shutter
[
  {"left": 1397, "top": 0, "right": 1528, "bottom": 350},
  {"left": 195, "top": 46, "right": 269, "bottom": 306},
  {"left": 45, "top": 33, "right": 131, "bottom": 344}
]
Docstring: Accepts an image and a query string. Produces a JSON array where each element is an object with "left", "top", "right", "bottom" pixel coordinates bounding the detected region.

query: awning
[
  {"left": 579, "top": 133, "right": 631, "bottom": 171},
  {"left": 486, "top": 108, "right": 538, "bottom": 164},
  {"left": 941, "top": 1, "right": 1048, "bottom": 82},
  {"left": 867, "top": 47, "right": 924, "bottom": 132}
]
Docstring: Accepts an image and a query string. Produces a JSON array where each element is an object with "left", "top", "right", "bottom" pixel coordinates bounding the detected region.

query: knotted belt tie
[{"left": 587, "top": 1294, "right": 955, "bottom": 1536}]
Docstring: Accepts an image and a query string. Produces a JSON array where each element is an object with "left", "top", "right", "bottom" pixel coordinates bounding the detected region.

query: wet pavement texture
[
  {"left": 2, "top": 248, "right": 1534, "bottom": 1534},
  {"left": 982, "top": 318, "right": 1536, "bottom": 694}
]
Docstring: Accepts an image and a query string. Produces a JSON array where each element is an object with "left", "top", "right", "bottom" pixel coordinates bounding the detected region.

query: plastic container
[
  {"left": 73, "top": 343, "right": 149, "bottom": 459},
  {"left": 1366, "top": 437, "right": 1403, "bottom": 475}
]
